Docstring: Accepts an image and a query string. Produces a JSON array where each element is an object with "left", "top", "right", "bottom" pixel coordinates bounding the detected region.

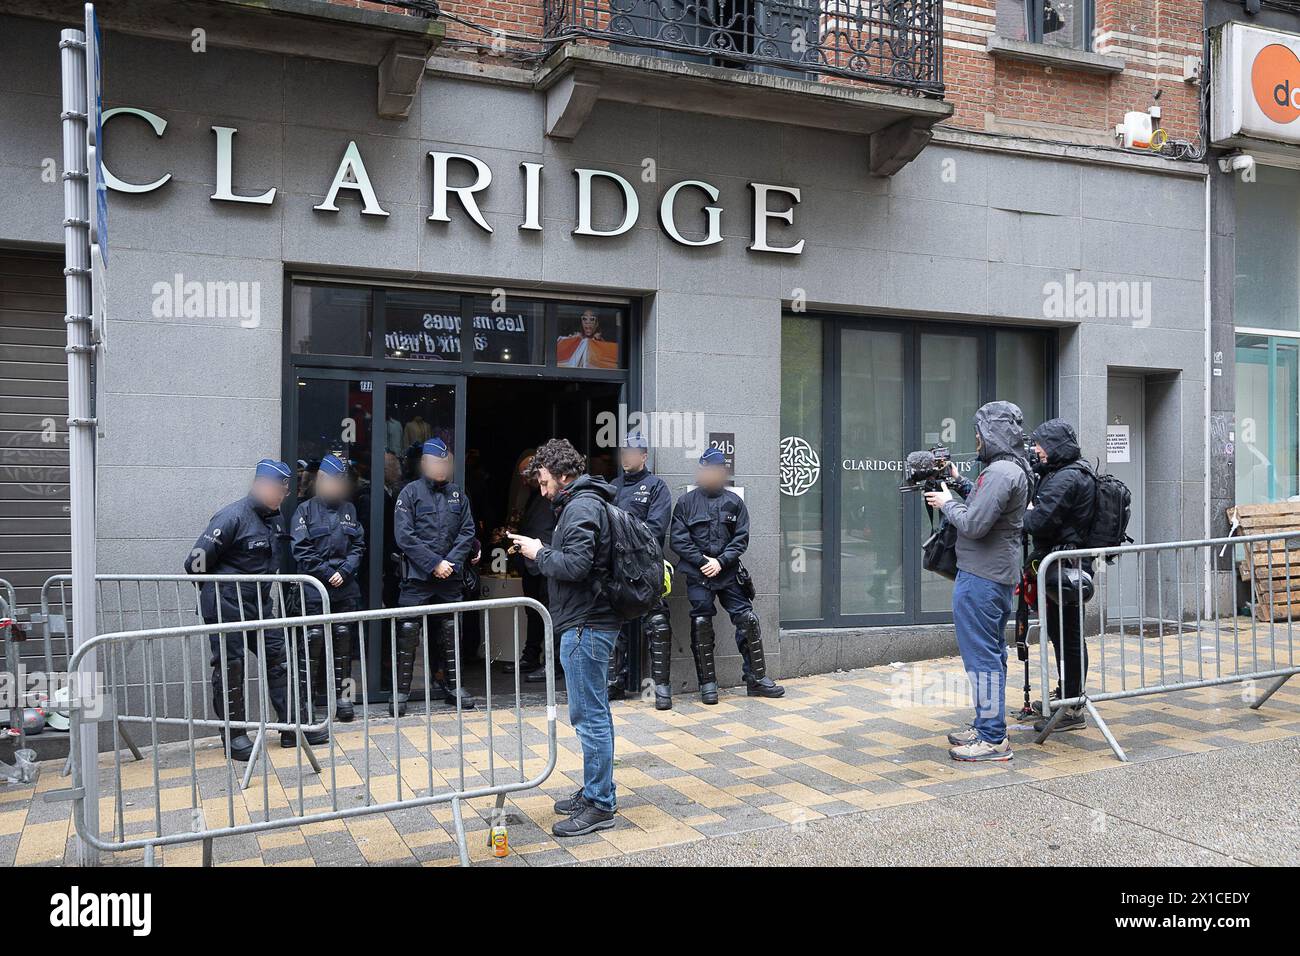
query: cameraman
[
  {"left": 1025, "top": 419, "right": 1095, "bottom": 732},
  {"left": 924, "top": 401, "right": 1030, "bottom": 762}
]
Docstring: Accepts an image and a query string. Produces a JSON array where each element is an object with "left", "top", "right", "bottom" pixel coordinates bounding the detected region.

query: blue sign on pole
[{"left": 85, "top": 3, "right": 107, "bottom": 265}]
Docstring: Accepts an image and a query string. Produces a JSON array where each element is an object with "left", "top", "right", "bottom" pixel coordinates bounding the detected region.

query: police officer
[
  {"left": 393, "top": 438, "right": 477, "bottom": 714},
  {"left": 670, "top": 448, "right": 784, "bottom": 703},
  {"left": 609, "top": 433, "right": 674, "bottom": 709},
  {"left": 185, "top": 459, "right": 328, "bottom": 761},
  {"left": 290, "top": 454, "right": 365, "bottom": 723}
]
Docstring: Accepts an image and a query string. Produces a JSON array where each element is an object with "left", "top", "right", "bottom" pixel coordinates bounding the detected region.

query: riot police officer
[
  {"left": 609, "top": 432, "right": 675, "bottom": 709},
  {"left": 670, "top": 448, "right": 784, "bottom": 703},
  {"left": 185, "top": 459, "right": 328, "bottom": 761},
  {"left": 393, "top": 438, "right": 477, "bottom": 714},
  {"left": 290, "top": 454, "right": 365, "bottom": 722}
]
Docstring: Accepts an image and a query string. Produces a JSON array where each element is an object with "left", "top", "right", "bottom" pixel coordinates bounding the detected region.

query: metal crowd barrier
[
  {"left": 1, "top": 577, "right": 36, "bottom": 758},
  {"left": 37, "top": 574, "right": 330, "bottom": 788},
  {"left": 1035, "top": 531, "right": 1300, "bottom": 762},
  {"left": 51, "top": 595, "right": 556, "bottom": 867}
]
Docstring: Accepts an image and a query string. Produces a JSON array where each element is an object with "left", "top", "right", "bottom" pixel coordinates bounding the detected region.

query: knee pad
[
  {"left": 397, "top": 619, "right": 422, "bottom": 646},
  {"left": 645, "top": 612, "right": 672, "bottom": 641}
]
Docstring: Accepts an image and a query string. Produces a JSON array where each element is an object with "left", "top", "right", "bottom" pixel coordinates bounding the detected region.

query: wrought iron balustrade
[{"left": 542, "top": 0, "right": 944, "bottom": 94}]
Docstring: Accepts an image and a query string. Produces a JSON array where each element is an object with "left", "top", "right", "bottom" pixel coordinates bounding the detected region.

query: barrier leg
[
  {"left": 1083, "top": 699, "right": 1128, "bottom": 762},
  {"left": 297, "top": 736, "right": 322, "bottom": 775},
  {"left": 1032, "top": 703, "right": 1066, "bottom": 744},
  {"left": 1249, "top": 674, "right": 1292, "bottom": 710},
  {"left": 62, "top": 717, "right": 142, "bottom": 778},
  {"left": 451, "top": 796, "right": 470, "bottom": 867},
  {"left": 240, "top": 729, "right": 266, "bottom": 791},
  {"left": 202, "top": 837, "right": 214, "bottom": 868},
  {"left": 117, "top": 719, "right": 144, "bottom": 762},
  {"left": 143, "top": 843, "right": 156, "bottom": 867}
]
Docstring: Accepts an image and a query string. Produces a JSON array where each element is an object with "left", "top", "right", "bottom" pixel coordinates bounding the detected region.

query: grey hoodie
[{"left": 940, "top": 401, "right": 1030, "bottom": 585}]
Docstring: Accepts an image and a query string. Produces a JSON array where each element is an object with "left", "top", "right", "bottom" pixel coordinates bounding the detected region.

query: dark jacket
[
  {"left": 670, "top": 485, "right": 749, "bottom": 589},
  {"left": 184, "top": 494, "right": 290, "bottom": 624},
  {"left": 515, "top": 488, "right": 556, "bottom": 576},
  {"left": 1025, "top": 419, "right": 1095, "bottom": 563},
  {"left": 940, "top": 401, "right": 1031, "bottom": 586},
  {"left": 613, "top": 468, "right": 672, "bottom": 545},
  {"left": 290, "top": 496, "right": 366, "bottom": 611},
  {"left": 394, "top": 477, "right": 476, "bottom": 597},
  {"left": 535, "top": 474, "right": 619, "bottom": 634}
]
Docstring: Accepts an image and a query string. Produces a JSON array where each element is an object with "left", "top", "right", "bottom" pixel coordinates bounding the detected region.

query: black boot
[
  {"left": 738, "top": 613, "right": 784, "bottom": 699},
  {"left": 690, "top": 616, "right": 718, "bottom": 705},
  {"left": 389, "top": 620, "right": 420, "bottom": 717},
  {"left": 332, "top": 622, "right": 355, "bottom": 722},
  {"left": 284, "top": 628, "right": 330, "bottom": 748},
  {"left": 439, "top": 617, "right": 476, "bottom": 709},
  {"left": 212, "top": 658, "right": 253, "bottom": 761},
  {"left": 646, "top": 611, "right": 673, "bottom": 711}
]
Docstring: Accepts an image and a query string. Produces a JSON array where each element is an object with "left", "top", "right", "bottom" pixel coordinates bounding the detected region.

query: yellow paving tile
[
  {"left": 15, "top": 818, "right": 70, "bottom": 865},
  {"left": 258, "top": 829, "right": 306, "bottom": 850},
  {"left": 345, "top": 815, "right": 415, "bottom": 864},
  {"left": 564, "top": 840, "right": 621, "bottom": 862},
  {"left": 0, "top": 807, "right": 27, "bottom": 835},
  {"left": 656, "top": 774, "right": 742, "bottom": 809}
]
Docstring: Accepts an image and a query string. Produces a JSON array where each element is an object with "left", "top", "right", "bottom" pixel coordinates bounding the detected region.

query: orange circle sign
[{"left": 1252, "top": 42, "right": 1300, "bottom": 125}]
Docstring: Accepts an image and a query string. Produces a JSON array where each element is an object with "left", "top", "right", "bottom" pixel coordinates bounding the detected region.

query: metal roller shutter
[{"left": 0, "top": 248, "right": 71, "bottom": 615}]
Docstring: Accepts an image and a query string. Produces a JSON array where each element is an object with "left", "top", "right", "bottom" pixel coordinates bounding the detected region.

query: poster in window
[{"left": 556, "top": 305, "right": 624, "bottom": 370}]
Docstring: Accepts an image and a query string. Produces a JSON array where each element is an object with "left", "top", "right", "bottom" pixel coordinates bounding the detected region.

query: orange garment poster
[{"left": 556, "top": 333, "right": 619, "bottom": 369}]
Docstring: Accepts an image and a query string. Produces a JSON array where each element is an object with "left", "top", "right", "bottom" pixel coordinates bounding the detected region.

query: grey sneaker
[
  {"left": 947, "top": 726, "right": 979, "bottom": 746},
  {"left": 1034, "top": 707, "right": 1087, "bottom": 733},
  {"left": 949, "top": 737, "right": 1013, "bottom": 762},
  {"left": 552, "top": 804, "right": 616, "bottom": 837},
  {"left": 552, "top": 788, "right": 586, "bottom": 815}
]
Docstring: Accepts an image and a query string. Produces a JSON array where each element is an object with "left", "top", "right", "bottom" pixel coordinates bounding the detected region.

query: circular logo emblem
[
  {"left": 1252, "top": 42, "right": 1300, "bottom": 125},
  {"left": 779, "top": 436, "right": 821, "bottom": 497}
]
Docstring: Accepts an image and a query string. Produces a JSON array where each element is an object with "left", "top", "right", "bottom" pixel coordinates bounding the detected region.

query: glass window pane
[
  {"left": 840, "top": 328, "right": 905, "bottom": 616},
  {"left": 384, "top": 290, "right": 462, "bottom": 361},
  {"left": 1236, "top": 166, "right": 1300, "bottom": 333},
  {"left": 556, "top": 304, "right": 625, "bottom": 369},
  {"left": 1235, "top": 334, "right": 1300, "bottom": 505},
  {"left": 919, "top": 333, "right": 982, "bottom": 613},
  {"left": 996, "top": 330, "right": 1048, "bottom": 432},
  {"left": 779, "top": 318, "right": 824, "bottom": 622},
  {"left": 470, "top": 296, "right": 544, "bottom": 364},
  {"left": 290, "top": 284, "right": 372, "bottom": 356},
  {"left": 293, "top": 376, "right": 373, "bottom": 500}
]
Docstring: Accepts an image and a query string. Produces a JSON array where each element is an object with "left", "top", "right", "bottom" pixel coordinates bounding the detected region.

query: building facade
[{"left": 1, "top": 0, "right": 1211, "bottom": 690}]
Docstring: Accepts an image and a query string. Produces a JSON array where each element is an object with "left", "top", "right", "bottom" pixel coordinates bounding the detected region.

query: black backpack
[
  {"left": 595, "top": 500, "right": 667, "bottom": 620},
  {"left": 1069, "top": 461, "right": 1133, "bottom": 559}
]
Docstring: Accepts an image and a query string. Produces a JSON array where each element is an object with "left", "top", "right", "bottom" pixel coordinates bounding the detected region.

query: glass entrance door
[{"left": 290, "top": 370, "right": 463, "bottom": 701}]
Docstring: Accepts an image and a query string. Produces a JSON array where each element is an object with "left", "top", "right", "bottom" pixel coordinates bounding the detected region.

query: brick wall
[{"left": 323, "top": 0, "right": 1205, "bottom": 149}]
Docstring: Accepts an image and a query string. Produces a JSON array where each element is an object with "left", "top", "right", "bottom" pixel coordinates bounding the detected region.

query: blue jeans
[
  {"left": 952, "top": 570, "right": 1014, "bottom": 744},
  {"left": 560, "top": 625, "right": 619, "bottom": 813}
]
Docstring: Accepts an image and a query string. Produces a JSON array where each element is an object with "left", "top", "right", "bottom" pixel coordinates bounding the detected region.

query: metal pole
[{"left": 60, "top": 24, "right": 100, "bottom": 867}]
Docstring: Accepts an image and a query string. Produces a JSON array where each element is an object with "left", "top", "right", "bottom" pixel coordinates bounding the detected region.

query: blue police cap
[
  {"left": 624, "top": 431, "right": 649, "bottom": 450},
  {"left": 422, "top": 437, "right": 449, "bottom": 459},
  {"left": 255, "top": 458, "right": 292, "bottom": 483},
  {"left": 319, "top": 454, "right": 347, "bottom": 476},
  {"left": 699, "top": 448, "right": 726, "bottom": 466}
]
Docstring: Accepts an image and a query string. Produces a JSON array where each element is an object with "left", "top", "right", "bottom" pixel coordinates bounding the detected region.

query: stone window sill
[{"left": 985, "top": 35, "right": 1126, "bottom": 75}]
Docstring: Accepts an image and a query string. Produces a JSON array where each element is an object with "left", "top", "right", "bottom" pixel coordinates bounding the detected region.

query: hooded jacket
[
  {"left": 535, "top": 474, "right": 620, "bottom": 633},
  {"left": 1025, "top": 418, "right": 1095, "bottom": 562},
  {"left": 940, "top": 401, "right": 1031, "bottom": 585}
]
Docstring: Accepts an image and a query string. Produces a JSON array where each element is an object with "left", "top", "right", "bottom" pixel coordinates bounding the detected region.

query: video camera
[{"left": 899, "top": 446, "right": 952, "bottom": 493}]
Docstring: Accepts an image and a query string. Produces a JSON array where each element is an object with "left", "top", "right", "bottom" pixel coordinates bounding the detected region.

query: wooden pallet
[{"left": 1229, "top": 502, "right": 1300, "bottom": 620}]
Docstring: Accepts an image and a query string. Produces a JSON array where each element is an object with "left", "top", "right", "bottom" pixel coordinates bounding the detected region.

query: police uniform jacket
[
  {"left": 670, "top": 486, "right": 749, "bottom": 589},
  {"left": 290, "top": 496, "right": 365, "bottom": 609}
]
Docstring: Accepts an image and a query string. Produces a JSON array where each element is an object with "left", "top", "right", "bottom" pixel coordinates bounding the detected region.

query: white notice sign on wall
[{"left": 1106, "top": 424, "right": 1131, "bottom": 464}]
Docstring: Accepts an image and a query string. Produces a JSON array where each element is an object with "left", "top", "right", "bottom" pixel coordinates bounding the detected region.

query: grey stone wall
[{"left": 0, "top": 14, "right": 1210, "bottom": 683}]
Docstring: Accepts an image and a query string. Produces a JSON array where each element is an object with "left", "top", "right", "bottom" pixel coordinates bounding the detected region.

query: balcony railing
[{"left": 542, "top": 0, "right": 944, "bottom": 95}]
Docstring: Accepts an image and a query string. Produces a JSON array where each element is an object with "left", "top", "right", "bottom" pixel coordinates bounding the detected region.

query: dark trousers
[
  {"left": 607, "top": 597, "right": 667, "bottom": 691},
  {"left": 687, "top": 581, "right": 755, "bottom": 678},
  {"left": 1046, "top": 597, "right": 1088, "bottom": 700},
  {"left": 206, "top": 622, "right": 288, "bottom": 721},
  {"left": 520, "top": 572, "right": 550, "bottom": 666}
]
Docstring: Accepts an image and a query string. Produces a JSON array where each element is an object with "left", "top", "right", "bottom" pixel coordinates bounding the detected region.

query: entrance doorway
[
  {"left": 1106, "top": 374, "right": 1145, "bottom": 621},
  {"left": 285, "top": 278, "right": 634, "bottom": 703}
]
